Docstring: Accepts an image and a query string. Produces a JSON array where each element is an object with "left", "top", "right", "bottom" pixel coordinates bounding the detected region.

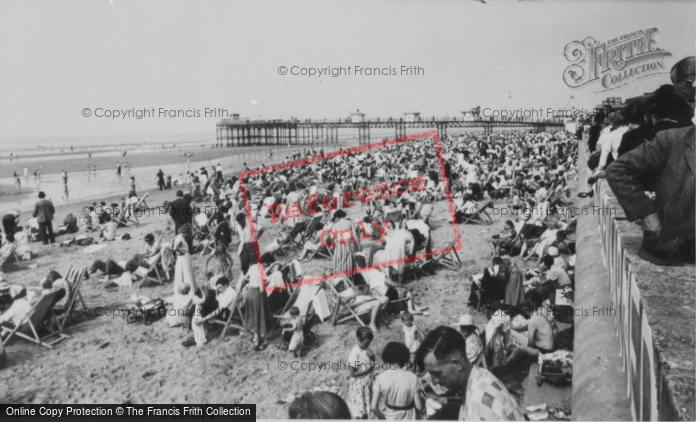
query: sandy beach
[{"left": 0, "top": 153, "right": 572, "bottom": 418}]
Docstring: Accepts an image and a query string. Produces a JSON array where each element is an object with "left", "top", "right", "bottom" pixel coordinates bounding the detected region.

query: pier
[{"left": 215, "top": 113, "right": 565, "bottom": 147}]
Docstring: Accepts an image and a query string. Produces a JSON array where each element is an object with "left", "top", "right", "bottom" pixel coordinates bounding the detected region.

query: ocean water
[{"left": 0, "top": 126, "right": 493, "bottom": 211}]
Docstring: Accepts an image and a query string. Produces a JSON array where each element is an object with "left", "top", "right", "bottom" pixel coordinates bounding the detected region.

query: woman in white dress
[{"left": 173, "top": 224, "right": 196, "bottom": 296}]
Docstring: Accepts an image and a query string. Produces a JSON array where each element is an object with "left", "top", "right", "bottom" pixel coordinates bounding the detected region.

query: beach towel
[{"left": 82, "top": 244, "right": 108, "bottom": 254}]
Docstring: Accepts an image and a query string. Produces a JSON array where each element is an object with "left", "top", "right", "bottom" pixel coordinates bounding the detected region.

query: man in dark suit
[
  {"left": 606, "top": 126, "right": 695, "bottom": 266},
  {"left": 587, "top": 112, "right": 605, "bottom": 154},
  {"left": 167, "top": 191, "right": 193, "bottom": 234},
  {"left": 617, "top": 85, "right": 694, "bottom": 158},
  {"left": 33, "top": 191, "right": 56, "bottom": 244}
]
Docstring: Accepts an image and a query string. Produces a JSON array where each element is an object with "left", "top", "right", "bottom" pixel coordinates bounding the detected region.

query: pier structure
[{"left": 215, "top": 113, "right": 565, "bottom": 147}]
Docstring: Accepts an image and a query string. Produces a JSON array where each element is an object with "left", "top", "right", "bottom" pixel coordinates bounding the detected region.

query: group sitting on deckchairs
[
  {"left": 89, "top": 235, "right": 170, "bottom": 287},
  {"left": 0, "top": 266, "right": 89, "bottom": 351}
]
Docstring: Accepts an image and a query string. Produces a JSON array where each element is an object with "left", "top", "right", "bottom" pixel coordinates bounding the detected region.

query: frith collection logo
[{"left": 563, "top": 28, "right": 673, "bottom": 92}]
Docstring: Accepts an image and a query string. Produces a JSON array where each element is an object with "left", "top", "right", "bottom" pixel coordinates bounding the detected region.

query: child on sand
[
  {"left": 283, "top": 306, "right": 304, "bottom": 358},
  {"left": 400, "top": 312, "right": 422, "bottom": 362},
  {"left": 347, "top": 326, "right": 375, "bottom": 419}
]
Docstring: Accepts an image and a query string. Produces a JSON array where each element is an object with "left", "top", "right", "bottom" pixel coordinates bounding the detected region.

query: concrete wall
[
  {"left": 572, "top": 141, "right": 632, "bottom": 421},
  {"left": 573, "top": 141, "right": 695, "bottom": 421}
]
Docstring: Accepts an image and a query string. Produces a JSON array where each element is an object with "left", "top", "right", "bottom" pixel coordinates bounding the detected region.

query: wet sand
[{"left": 0, "top": 144, "right": 347, "bottom": 211}]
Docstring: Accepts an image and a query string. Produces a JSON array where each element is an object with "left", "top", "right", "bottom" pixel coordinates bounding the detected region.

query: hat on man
[
  {"left": 451, "top": 313, "right": 477, "bottom": 328},
  {"left": 144, "top": 234, "right": 155, "bottom": 242},
  {"left": 38, "top": 191, "right": 46, "bottom": 198},
  {"left": 547, "top": 246, "right": 560, "bottom": 257}
]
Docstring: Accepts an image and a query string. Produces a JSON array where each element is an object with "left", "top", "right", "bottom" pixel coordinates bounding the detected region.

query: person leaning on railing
[{"left": 606, "top": 125, "right": 695, "bottom": 266}]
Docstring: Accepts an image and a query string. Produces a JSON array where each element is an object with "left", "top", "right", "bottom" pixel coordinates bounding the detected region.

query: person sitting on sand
[
  {"left": 85, "top": 206, "right": 101, "bottom": 231},
  {"left": 89, "top": 254, "right": 145, "bottom": 282}
]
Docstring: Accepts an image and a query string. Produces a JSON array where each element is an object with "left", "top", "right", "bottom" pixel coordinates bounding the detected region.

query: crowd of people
[
  {"left": 579, "top": 56, "right": 695, "bottom": 267},
  {"left": 133, "top": 125, "right": 578, "bottom": 419},
  {"left": 0, "top": 123, "right": 582, "bottom": 420},
  {"left": 5, "top": 58, "right": 693, "bottom": 416}
]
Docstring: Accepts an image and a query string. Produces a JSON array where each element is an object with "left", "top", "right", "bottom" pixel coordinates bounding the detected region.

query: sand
[{"left": 0, "top": 164, "right": 573, "bottom": 419}]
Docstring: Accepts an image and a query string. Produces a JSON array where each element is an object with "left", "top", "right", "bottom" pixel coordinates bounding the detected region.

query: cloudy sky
[{"left": 0, "top": 0, "right": 694, "bottom": 141}]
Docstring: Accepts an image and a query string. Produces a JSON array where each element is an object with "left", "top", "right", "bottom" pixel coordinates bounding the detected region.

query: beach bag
[{"left": 126, "top": 298, "right": 165, "bottom": 325}]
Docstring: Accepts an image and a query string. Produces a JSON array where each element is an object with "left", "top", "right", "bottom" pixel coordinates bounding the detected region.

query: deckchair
[
  {"left": 459, "top": 201, "right": 494, "bottom": 225},
  {"left": 275, "top": 279, "right": 325, "bottom": 324},
  {"left": 115, "top": 193, "right": 150, "bottom": 227},
  {"left": 361, "top": 269, "right": 410, "bottom": 308},
  {"left": 1, "top": 290, "right": 69, "bottom": 349},
  {"left": 433, "top": 240, "right": 462, "bottom": 271},
  {"left": 285, "top": 259, "right": 305, "bottom": 290},
  {"left": 192, "top": 212, "right": 216, "bottom": 240},
  {"left": 308, "top": 242, "right": 333, "bottom": 261},
  {"left": 325, "top": 276, "right": 377, "bottom": 327},
  {"left": 209, "top": 296, "right": 245, "bottom": 340},
  {"left": 279, "top": 220, "right": 308, "bottom": 250},
  {"left": 200, "top": 221, "right": 225, "bottom": 256},
  {"left": 418, "top": 203, "right": 433, "bottom": 226},
  {"left": 137, "top": 255, "right": 169, "bottom": 288},
  {"left": 0, "top": 241, "right": 20, "bottom": 270},
  {"left": 300, "top": 214, "right": 323, "bottom": 244},
  {"left": 56, "top": 266, "right": 88, "bottom": 330}
]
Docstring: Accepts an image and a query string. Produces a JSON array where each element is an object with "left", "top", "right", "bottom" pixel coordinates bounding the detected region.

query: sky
[{"left": 0, "top": 0, "right": 695, "bottom": 142}]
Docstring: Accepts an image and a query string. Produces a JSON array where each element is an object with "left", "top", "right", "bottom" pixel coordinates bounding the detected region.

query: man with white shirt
[{"left": 595, "top": 118, "right": 629, "bottom": 175}]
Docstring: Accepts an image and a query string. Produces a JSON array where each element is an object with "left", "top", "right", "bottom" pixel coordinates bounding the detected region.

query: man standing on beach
[
  {"left": 93, "top": 165, "right": 97, "bottom": 178},
  {"left": 157, "top": 169, "right": 166, "bottom": 191},
  {"left": 23, "top": 167, "right": 28, "bottom": 183},
  {"left": 168, "top": 191, "right": 193, "bottom": 234},
  {"left": 33, "top": 191, "right": 55, "bottom": 245},
  {"left": 62, "top": 170, "right": 68, "bottom": 186},
  {"left": 117, "top": 161, "right": 122, "bottom": 179},
  {"left": 216, "top": 163, "right": 223, "bottom": 182}
]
